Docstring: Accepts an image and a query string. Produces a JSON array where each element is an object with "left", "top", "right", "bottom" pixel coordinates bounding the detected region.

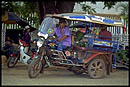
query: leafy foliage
[
  {"left": 78, "top": 1, "right": 117, "bottom": 14},
  {"left": 116, "top": 49, "right": 129, "bottom": 61},
  {"left": 1, "top": 1, "right": 120, "bottom": 28},
  {"left": 1, "top": 1, "right": 40, "bottom": 28},
  {"left": 116, "top": 3, "right": 129, "bottom": 22},
  {"left": 80, "top": 3, "right": 96, "bottom": 14},
  {"left": 1, "top": 1, "right": 14, "bottom": 12},
  {"left": 103, "top": 1, "right": 117, "bottom": 9}
]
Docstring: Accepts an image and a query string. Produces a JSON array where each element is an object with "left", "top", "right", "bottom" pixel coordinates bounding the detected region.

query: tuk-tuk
[{"left": 28, "top": 13, "right": 125, "bottom": 79}]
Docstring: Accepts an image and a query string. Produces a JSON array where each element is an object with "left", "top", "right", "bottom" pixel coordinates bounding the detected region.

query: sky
[{"left": 73, "top": 1, "right": 129, "bottom": 14}]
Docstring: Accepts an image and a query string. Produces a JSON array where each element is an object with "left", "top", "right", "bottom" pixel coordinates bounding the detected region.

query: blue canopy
[
  {"left": 2, "top": 12, "right": 21, "bottom": 24},
  {"left": 46, "top": 13, "right": 123, "bottom": 27}
]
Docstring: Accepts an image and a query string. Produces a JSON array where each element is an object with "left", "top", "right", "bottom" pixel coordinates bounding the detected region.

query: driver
[{"left": 53, "top": 18, "right": 71, "bottom": 51}]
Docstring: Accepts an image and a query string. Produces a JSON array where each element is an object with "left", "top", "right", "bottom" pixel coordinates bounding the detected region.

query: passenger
[
  {"left": 99, "top": 25, "right": 112, "bottom": 41},
  {"left": 53, "top": 18, "right": 71, "bottom": 51},
  {"left": 23, "top": 25, "right": 31, "bottom": 44},
  {"left": 1, "top": 36, "right": 14, "bottom": 59},
  {"left": 76, "top": 28, "right": 86, "bottom": 41},
  {"left": 22, "top": 25, "right": 31, "bottom": 53},
  {"left": 95, "top": 25, "right": 112, "bottom": 50}
]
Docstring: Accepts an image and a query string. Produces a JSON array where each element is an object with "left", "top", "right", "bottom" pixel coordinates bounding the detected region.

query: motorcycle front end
[
  {"left": 28, "top": 32, "right": 49, "bottom": 78},
  {"left": 27, "top": 16, "right": 58, "bottom": 78}
]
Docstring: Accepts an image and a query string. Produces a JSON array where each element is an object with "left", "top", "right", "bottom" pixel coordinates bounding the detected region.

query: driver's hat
[{"left": 25, "top": 25, "right": 30, "bottom": 29}]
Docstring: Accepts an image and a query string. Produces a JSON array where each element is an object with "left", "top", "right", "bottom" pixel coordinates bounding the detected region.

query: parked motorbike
[{"left": 7, "top": 37, "right": 37, "bottom": 68}]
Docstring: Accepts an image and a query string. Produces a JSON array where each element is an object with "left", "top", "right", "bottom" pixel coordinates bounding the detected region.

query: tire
[
  {"left": 28, "top": 58, "right": 43, "bottom": 78},
  {"left": 7, "top": 54, "right": 19, "bottom": 68},
  {"left": 88, "top": 58, "right": 106, "bottom": 79},
  {"left": 40, "top": 57, "right": 46, "bottom": 73}
]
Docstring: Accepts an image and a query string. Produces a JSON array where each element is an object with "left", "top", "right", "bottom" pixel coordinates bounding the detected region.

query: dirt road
[{"left": 1, "top": 62, "right": 129, "bottom": 86}]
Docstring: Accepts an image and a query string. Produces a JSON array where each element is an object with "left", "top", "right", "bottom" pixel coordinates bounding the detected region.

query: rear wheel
[
  {"left": 88, "top": 58, "right": 106, "bottom": 79},
  {"left": 7, "top": 54, "right": 19, "bottom": 68},
  {"left": 28, "top": 58, "right": 45, "bottom": 78}
]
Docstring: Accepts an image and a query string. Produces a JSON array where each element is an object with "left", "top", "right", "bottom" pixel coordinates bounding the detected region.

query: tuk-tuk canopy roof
[{"left": 46, "top": 13, "right": 123, "bottom": 27}]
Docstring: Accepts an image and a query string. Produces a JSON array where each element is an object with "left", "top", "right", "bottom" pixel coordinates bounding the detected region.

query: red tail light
[{"left": 10, "top": 54, "right": 14, "bottom": 56}]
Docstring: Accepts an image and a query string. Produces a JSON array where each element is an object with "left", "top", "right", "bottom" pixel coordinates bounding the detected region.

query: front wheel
[
  {"left": 7, "top": 54, "right": 19, "bottom": 68},
  {"left": 88, "top": 58, "right": 106, "bottom": 79},
  {"left": 28, "top": 58, "right": 44, "bottom": 78}
]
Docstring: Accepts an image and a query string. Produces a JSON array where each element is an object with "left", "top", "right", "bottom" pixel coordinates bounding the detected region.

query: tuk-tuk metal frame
[{"left": 42, "top": 13, "right": 125, "bottom": 76}]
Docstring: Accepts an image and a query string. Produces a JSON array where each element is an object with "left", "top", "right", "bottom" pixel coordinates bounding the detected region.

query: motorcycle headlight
[
  {"left": 37, "top": 40, "right": 43, "bottom": 47},
  {"left": 37, "top": 32, "right": 48, "bottom": 39}
]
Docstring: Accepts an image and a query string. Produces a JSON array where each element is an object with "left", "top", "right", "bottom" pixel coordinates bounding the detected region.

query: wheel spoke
[
  {"left": 90, "top": 69, "right": 96, "bottom": 75},
  {"left": 98, "top": 67, "right": 103, "bottom": 72},
  {"left": 95, "top": 61, "right": 100, "bottom": 68},
  {"left": 92, "top": 63, "right": 96, "bottom": 67},
  {"left": 95, "top": 61, "right": 98, "bottom": 67},
  {"left": 90, "top": 64, "right": 96, "bottom": 74},
  {"left": 32, "top": 61, "right": 41, "bottom": 74},
  {"left": 96, "top": 69, "right": 103, "bottom": 77},
  {"left": 28, "top": 58, "right": 45, "bottom": 78},
  {"left": 91, "top": 64, "right": 96, "bottom": 69},
  {"left": 36, "top": 63, "right": 41, "bottom": 70},
  {"left": 10, "top": 57, "right": 17, "bottom": 65},
  {"left": 97, "top": 62, "right": 102, "bottom": 68}
]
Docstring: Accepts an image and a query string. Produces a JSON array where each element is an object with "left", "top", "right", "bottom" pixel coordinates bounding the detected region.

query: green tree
[
  {"left": 2, "top": 1, "right": 118, "bottom": 26},
  {"left": 79, "top": 1, "right": 117, "bottom": 14},
  {"left": 103, "top": 1, "right": 117, "bottom": 9},
  {"left": 80, "top": 3, "right": 96, "bottom": 14},
  {"left": 36, "top": 1, "right": 118, "bottom": 23},
  {"left": 1, "top": 1, "right": 40, "bottom": 28},
  {"left": 116, "top": 3, "right": 129, "bottom": 22}
]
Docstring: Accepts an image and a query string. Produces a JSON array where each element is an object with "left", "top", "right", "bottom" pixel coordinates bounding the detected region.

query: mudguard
[{"left": 84, "top": 53, "right": 110, "bottom": 64}]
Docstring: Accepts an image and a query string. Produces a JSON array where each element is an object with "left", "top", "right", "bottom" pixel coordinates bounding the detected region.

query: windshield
[{"left": 39, "top": 17, "right": 57, "bottom": 35}]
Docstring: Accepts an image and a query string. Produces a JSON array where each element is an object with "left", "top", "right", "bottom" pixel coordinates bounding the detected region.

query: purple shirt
[
  {"left": 53, "top": 26, "right": 71, "bottom": 46},
  {"left": 24, "top": 32, "right": 31, "bottom": 43}
]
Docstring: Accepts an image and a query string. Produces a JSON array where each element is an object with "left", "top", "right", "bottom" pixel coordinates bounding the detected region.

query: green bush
[{"left": 116, "top": 49, "right": 128, "bottom": 61}]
